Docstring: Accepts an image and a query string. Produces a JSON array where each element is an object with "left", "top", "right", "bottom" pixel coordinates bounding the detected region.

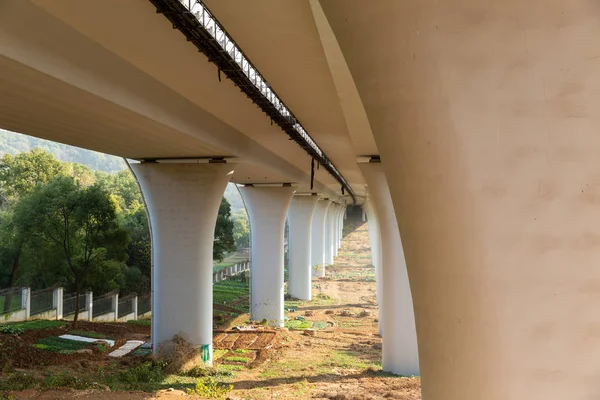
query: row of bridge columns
[{"left": 130, "top": 160, "right": 417, "bottom": 375}]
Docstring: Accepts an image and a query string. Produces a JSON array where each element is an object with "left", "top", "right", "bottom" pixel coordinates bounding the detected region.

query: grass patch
[
  {"left": 311, "top": 321, "right": 329, "bottom": 330},
  {"left": 32, "top": 336, "right": 89, "bottom": 354},
  {"left": 1, "top": 320, "right": 66, "bottom": 331},
  {"left": 126, "top": 319, "right": 151, "bottom": 326},
  {"left": 187, "top": 377, "right": 233, "bottom": 399},
  {"left": 320, "top": 350, "right": 381, "bottom": 370},
  {"left": 213, "top": 280, "right": 250, "bottom": 312},
  {"left": 285, "top": 320, "right": 312, "bottom": 330},
  {"left": 232, "top": 349, "right": 249, "bottom": 354},
  {"left": 218, "top": 364, "right": 244, "bottom": 372},
  {"left": 0, "top": 372, "right": 37, "bottom": 391},
  {"left": 213, "top": 349, "right": 228, "bottom": 360},
  {"left": 224, "top": 356, "right": 249, "bottom": 363},
  {"left": 68, "top": 330, "right": 107, "bottom": 339}
]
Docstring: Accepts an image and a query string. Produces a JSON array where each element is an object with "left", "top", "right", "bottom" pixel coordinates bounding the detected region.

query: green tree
[
  {"left": 0, "top": 149, "right": 64, "bottom": 309},
  {"left": 19, "top": 177, "right": 129, "bottom": 327},
  {"left": 0, "top": 148, "right": 64, "bottom": 204},
  {"left": 213, "top": 197, "right": 236, "bottom": 262},
  {"left": 232, "top": 209, "right": 250, "bottom": 249}
]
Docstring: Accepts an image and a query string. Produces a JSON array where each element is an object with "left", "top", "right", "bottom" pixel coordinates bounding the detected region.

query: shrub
[
  {"left": 0, "top": 326, "right": 24, "bottom": 335},
  {"left": 187, "top": 377, "right": 232, "bottom": 399}
]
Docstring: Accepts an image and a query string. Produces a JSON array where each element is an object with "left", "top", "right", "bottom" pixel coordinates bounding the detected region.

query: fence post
[
  {"left": 87, "top": 291, "right": 93, "bottom": 322},
  {"left": 53, "top": 287, "right": 64, "bottom": 320},
  {"left": 22, "top": 288, "right": 31, "bottom": 320},
  {"left": 133, "top": 295, "right": 138, "bottom": 320},
  {"left": 113, "top": 293, "right": 119, "bottom": 322}
]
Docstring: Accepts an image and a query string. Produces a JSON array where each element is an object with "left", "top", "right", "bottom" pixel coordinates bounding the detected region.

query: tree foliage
[
  {"left": 214, "top": 198, "right": 236, "bottom": 262},
  {"left": 0, "top": 148, "right": 239, "bottom": 303}
]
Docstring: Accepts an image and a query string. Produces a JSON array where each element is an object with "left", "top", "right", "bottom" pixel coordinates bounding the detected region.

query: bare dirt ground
[
  {"left": 221, "top": 219, "right": 421, "bottom": 400},
  {"left": 3, "top": 217, "right": 421, "bottom": 399}
]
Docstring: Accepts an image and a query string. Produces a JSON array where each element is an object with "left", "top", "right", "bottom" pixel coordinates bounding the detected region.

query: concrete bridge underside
[{"left": 1, "top": 0, "right": 599, "bottom": 398}]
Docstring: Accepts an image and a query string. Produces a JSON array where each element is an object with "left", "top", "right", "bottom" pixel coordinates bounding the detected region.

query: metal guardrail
[
  {"left": 118, "top": 294, "right": 135, "bottom": 318},
  {"left": 63, "top": 293, "right": 87, "bottom": 317},
  {"left": 92, "top": 293, "right": 115, "bottom": 318},
  {"left": 149, "top": 0, "right": 356, "bottom": 203},
  {"left": 30, "top": 288, "right": 54, "bottom": 316},
  {"left": 0, "top": 287, "right": 23, "bottom": 315},
  {"left": 137, "top": 295, "right": 151, "bottom": 315}
]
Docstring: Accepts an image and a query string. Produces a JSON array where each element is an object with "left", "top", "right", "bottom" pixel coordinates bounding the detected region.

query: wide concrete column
[
  {"left": 131, "top": 162, "right": 234, "bottom": 362},
  {"left": 364, "top": 198, "right": 383, "bottom": 335},
  {"left": 360, "top": 162, "right": 419, "bottom": 375},
  {"left": 240, "top": 185, "right": 294, "bottom": 326},
  {"left": 311, "top": 199, "right": 332, "bottom": 277},
  {"left": 322, "top": 2, "right": 600, "bottom": 397},
  {"left": 287, "top": 194, "right": 319, "bottom": 300}
]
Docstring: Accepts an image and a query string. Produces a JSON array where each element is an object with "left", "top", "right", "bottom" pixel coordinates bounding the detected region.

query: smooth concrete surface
[
  {"left": 287, "top": 194, "right": 319, "bottom": 301},
  {"left": 311, "top": 200, "right": 332, "bottom": 277},
  {"left": 332, "top": 204, "right": 340, "bottom": 257},
  {"left": 364, "top": 198, "right": 383, "bottom": 336},
  {"left": 360, "top": 162, "right": 419, "bottom": 376},
  {"left": 324, "top": 204, "right": 336, "bottom": 265},
  {"left": 321, "top": 2, "right": 600, "bottom": 397},
  {"left": 131, "top": 162, "right": 234, "bottom": 362},
  {"left": 240, "top": 186, "right": 295, "bottom": 326}
]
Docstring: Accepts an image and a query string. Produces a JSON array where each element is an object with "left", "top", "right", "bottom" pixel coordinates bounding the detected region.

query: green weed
[
  {"left": 187, "top": 377, "right": 232, "bottom": 399},
  {"left": 0, "top": 372, "right": 37, "bottom": 391},
  {"left": 224, "top": 356, "right": 249, "bottom": 363},
  {"left": 32, "top": 337, "right": 89, "bottom": 354}
]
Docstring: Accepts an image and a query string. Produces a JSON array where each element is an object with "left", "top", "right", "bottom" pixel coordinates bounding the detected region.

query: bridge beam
[
  {"left": 240, "top": 185, "right": 295, "bottom": 326},
  {"left": 130, "top": 162, "right": 234, "bottom": 362},
  {"left": 287, "top": 194, "right": 319, "bottom": 301}
]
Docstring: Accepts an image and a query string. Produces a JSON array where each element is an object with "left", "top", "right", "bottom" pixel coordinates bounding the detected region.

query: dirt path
[{"left": 223, "top": 220, "right": 421, "bottom": 400}]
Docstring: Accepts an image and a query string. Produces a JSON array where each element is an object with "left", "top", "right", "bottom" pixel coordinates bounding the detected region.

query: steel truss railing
[{"left": 149, "top": 0, "right": 356, "bottom": 203}]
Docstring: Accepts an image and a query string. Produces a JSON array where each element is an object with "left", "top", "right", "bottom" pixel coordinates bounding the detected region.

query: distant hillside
[
  {"left": 0, "top": 129, "right": 247, "bottom": 211},
  {"left": 0, "top": 129, "right": 126, "bottom": 173}
]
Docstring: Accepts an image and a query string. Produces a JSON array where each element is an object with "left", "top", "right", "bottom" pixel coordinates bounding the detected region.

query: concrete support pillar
[
  {"left": 131, "top": 162, "right": 234, "bottom": 362},
  {"left": 324, "top": 204, "right": 336, "bottom": 265},
  {"left": 22, "top": 288, "right": 30, "bottom": 320},
  {"left": 240, "top": 186, "right": 294, "bottom": 326},
  {"left": 364, "top": 198, "right": 383, "bottom": 335},
  {"left": 86, "top": 291, "right": 93, "bottom": 322},
  {"left": 311, "top": 200, "right": 331, "bottom": 277},
  {"left": 53, "top": 287, "right": 63, "bottom": 320},
  {"left": 360, "top": 162, "right": 419, "bottom": 376},
  {"left": 332, "top": 204, "right": 341, "bottom": 257},
  {"left": 362, "top": 206, "right": 366, "bottom": 222},
  {"left": 133, "top": 295, "right": 138, "bottom": 320},
  {"left": 112, "top": 293, "right": 119, "bottom": 322},
  {"left": 287, "top": 194, "right": 319, "bottom": 300},
  {"left": 337, "top": 205, "right": 344, "bottom": 250}
]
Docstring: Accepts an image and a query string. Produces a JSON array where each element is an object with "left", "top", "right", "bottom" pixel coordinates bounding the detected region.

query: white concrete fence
[
  {"left": 1, "top": 287, "right": 143, "bottom": 324},
  {"left": 0, "top": 260, "right": 251, "bottom": 324},
  {"left": 213, "top": 260, "right": 251, "bottom": 283}
]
